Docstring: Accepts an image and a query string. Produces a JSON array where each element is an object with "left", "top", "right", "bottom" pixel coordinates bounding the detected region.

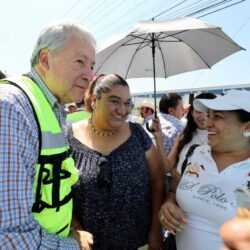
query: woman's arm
[
  {"left": 150, "top": 118, "right": 173, "bottom": 173},
  {"left": 159, "top": 171, "right": 188, "bottom": 234},
  {"left": 145, "top": 144, "right": 165, "bottom": 250}
]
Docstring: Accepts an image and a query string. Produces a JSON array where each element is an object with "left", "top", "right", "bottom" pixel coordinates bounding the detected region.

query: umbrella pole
[
  {"left": 146, "top": 32, "right": 157, "bottom": 133},
  {"left": 152, "top": 32, "right": 157, "bottom": 118}
]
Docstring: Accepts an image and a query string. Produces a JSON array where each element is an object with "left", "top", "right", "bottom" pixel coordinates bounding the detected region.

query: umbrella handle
[
  {"left": 146, "top": 121, "right": 155, "bottom": 133},
  {"left": 146, "top": 110, "right": 157, "bottom": 133}
]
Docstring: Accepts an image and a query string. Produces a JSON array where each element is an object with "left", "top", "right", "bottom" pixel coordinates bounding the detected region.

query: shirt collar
[{"left": 27, "top": 67, "right": 60, "bottom": 110}]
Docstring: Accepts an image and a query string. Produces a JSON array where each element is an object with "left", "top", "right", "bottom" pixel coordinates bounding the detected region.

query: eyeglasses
[{"left": 97, "top": 156, "right": 112, "bottom": 188}]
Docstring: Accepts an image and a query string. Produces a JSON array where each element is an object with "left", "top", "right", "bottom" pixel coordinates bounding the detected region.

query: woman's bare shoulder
[{"left": 72, "top": 119, "right": 89, "bottom": 135}]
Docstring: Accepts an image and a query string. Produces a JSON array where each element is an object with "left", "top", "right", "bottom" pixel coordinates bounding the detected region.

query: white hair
[{"left": 30, "top": 19, "right": 96, "bottom": 66}]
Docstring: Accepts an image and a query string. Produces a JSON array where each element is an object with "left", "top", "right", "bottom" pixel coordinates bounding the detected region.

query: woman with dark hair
[
  {"left": 160, "top": 90, "right": 250, "bottom": 250},
  {"left": 174, "top": 93, "right": 216, "bottom": 168},
  {"left": 69, "top": 74, "right": 164, "bottom": 250}
]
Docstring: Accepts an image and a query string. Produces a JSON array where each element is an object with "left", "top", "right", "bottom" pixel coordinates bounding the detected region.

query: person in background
[
  {"left": 153, "top": 93, "right": 185, "bottom": 155},
  {"left": 146, "top": 93, "right": 185, "bottom": 192},
  {"left": 140, "top": 99, "right": 155, "bottom": 126},
  {"left": 154, "top": 93, "right": 216, "bottom": 186},
  {"left": 67, "top": 100, "right": 91, "bottom": 125},
  {"left": 170, "top": 93, "right": 216, "bottom": 171},
  {"left": 0, "top": 69, "right": 6, "bottom": 79},
  {"left": 0, "top": 20, "right": 95, "bottom": 249},
  {"left": 68, "top": 103, "right": 77, "bottom": 113},
  {"left": 69, "top": 74, "right": 165, "bottom": 250},
  {"left": 159, "top": 89, "right": 250, "bottom": 250}
]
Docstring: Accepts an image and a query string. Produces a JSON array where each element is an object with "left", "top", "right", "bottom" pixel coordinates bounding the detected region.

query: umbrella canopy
[{"left": 94, "top": 16, "right": 244, "bottom": 118}]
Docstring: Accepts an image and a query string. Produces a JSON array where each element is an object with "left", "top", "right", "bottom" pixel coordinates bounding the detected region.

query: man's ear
[
  {"left": 39, "top": 49, "right": 50, "bottom": 71},
  {"left": 168, "top": 107, "right": 174, "bottom": 115}
]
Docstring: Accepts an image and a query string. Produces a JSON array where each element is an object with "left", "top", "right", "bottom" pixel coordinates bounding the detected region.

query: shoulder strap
[{"left": 181, "top": 144, "right": 200, "bottom": 176}]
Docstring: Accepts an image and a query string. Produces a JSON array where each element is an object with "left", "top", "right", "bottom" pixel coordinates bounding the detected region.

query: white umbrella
[{"left": 95, "top": 16, "right": 244, "bottom": 118}]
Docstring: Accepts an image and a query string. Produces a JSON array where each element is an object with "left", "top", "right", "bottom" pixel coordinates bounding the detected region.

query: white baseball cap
[
  {"left": 141, "top": 100, "right": 155, "bottom": 111},
  {"left": 193, "top": 90, "right": 250, "bottom": 113}
]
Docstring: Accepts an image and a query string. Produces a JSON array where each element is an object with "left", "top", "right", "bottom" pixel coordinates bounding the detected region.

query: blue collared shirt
[
  {"left": 0, "top": 69, "right": 79, "bottom": 249},
  {"left": 145, "top": 112, "right": 185, "bottom": 154}
]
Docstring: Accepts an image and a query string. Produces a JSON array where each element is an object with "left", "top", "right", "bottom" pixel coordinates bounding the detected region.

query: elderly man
[{"left": 0, "top": 20, "right": 95, "bottom": 249}]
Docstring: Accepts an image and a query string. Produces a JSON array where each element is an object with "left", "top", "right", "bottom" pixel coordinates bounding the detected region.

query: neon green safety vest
[{"left": 1, "top": 76, "right": 79, "bottom": 238}]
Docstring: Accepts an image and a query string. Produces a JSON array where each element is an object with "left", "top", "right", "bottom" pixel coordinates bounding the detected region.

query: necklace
[{"left": 89, "top": 119, "right": 116, "bottom": 137}]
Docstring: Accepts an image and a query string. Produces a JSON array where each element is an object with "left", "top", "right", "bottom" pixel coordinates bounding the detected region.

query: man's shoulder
[
  {"left": 0, "top": 83, "right": 34, "bottom": 116},
  {"left": 159, "top": 113, "right": 181, "bottom": 126},
  {"left": 1, "top": 82, "right": 25, "bottom": 98}
]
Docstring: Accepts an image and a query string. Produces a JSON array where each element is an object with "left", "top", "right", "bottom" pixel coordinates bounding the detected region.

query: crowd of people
[{"left": 1, "top": 19, "right": 250, "bottom": 250}]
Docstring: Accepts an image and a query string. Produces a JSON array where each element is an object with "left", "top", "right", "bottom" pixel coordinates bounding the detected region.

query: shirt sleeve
[
  {"left": 132, "top": 122, "right": 152, "bottom": 151},
  {"left": 0, "top": 87, "right": 79, "bottom": 249}
]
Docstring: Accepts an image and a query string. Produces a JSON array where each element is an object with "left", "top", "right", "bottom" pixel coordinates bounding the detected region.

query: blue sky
[{"left": 0, "top": 0, "right": 249, "bottom": 93}]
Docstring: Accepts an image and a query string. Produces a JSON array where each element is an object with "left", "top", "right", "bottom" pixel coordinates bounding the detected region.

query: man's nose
[{"left": 81, "top": 68, "right": 95, "bottom": 83}]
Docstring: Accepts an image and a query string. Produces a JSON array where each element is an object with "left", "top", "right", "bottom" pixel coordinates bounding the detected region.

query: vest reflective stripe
[
  {"left": 1, "top": 76, "right": 79, "bottom": 238},
  {"left": 41, "top": 131, "right": 66, "bottom": 152}
]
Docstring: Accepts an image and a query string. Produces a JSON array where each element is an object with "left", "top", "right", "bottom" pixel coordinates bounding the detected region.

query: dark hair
[
  {"left": 159, "top": 93, "right": 182, "bottom": 114},
  {"left": 234, "top": 110, "right": 250, "bottom": 123},
  {"left": 177, "top": 93, "right": 216, "bottom": 156},
  {"left": 84, "top": 74, "right": 129, "bottom": 112}
]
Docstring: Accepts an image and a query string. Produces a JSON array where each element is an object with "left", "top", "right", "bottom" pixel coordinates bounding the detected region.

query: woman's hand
[
  {"left": 150, "top": 117, "right": 162, "bottom": 140},
  {"left": 69, "top": 229, "right": 93, "bottom": 250},
  {"left": 159, "top": 198, "right": 188, "bottom": 235},
  {"left": 70, "top": 216, "right": 93, "bottom": 249},
  {"left": 220, "top": 217, "right": 250, "bottom": 250}
]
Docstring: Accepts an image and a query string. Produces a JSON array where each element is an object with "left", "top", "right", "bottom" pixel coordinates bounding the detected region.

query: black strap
[
  {"left": 56, "top": 223, "right": 69, "bottom": 235},
  {"left": 181, "top": 144, "right": 200, "bottom": 176},
  {"left": 38, "top": 151, "right": 68, "bottom": 164},
  {"left": 32, "top": 163, "right": 45, "bottom": 213},
  {"left": 32, "top": 151, "right": 71, "bottom": 213}
]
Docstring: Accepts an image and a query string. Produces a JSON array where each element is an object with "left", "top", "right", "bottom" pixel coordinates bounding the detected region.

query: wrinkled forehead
[{"left": 66, "top": 33, "right": 95, "bottom": 57}]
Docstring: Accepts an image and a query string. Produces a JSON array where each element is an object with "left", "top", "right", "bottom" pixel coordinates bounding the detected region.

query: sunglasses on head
[{"left": 97, "top": 156, "right": 112, "bottom": 188}]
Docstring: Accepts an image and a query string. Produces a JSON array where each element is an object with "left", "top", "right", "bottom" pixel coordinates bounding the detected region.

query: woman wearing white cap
[{"left": 159, "top": 89, "right": 250, "bottom": 250}]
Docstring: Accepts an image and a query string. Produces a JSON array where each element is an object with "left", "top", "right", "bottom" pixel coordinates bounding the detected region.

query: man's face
[
  {"left": 140, "top": 106, "right": 153, "bottom": 119},
  {"left": 68, "top": 105, "right": 77, "bottom": 113},
  {"left": 43, "top": 34, "right": 95, "bottom": 104},
  {"left": 170, "top": 99, "right": 184, "bottom": 119},
  {"left": 140, "top": 106, "right": 147, "bottom": 118}
]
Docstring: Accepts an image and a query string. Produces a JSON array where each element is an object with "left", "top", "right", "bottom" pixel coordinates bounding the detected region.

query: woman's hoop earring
[{"left": 242, "top": 131, "right": 250, "bottom": 138}]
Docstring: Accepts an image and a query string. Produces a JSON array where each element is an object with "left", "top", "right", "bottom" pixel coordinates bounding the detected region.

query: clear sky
[{"left": 0, "top": 0, "right": 249, "bottom": 94}]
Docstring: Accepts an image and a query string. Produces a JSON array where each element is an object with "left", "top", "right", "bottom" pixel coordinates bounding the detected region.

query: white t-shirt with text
[{"left": 176, "top": 145, "right": 250, "bottom": 250}]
